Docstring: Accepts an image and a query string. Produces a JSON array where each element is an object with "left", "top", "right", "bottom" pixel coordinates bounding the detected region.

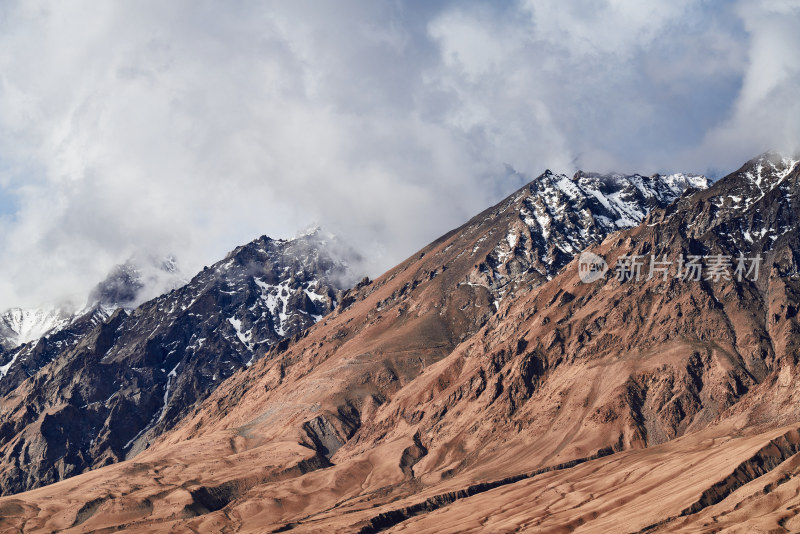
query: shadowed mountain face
[
  {"left": 6, "top": 154, "right": 800, "bottom": 533},
  {"left": 0, "top": 256, "right": 183, "bottom": 397},
  {"left": 0, "top": 230, "right": 358, "bottom": 495},
  {"left": 87, "top": 255, "right": 184, "bottom": 310},
  {"left": 0, "top": 308, "right": 110, "bottom": 397}
]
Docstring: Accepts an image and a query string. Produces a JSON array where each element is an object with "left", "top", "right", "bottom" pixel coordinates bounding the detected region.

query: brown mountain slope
[{"left": 1, "top": 155, "right": 800, "bottom": 533}]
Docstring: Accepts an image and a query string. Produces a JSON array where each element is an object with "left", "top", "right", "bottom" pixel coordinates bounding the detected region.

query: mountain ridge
[
  {"left": 12, "top": 155, "right": 800, "bottom": 533},
  {"left": 0, "top": 229, "right": 360, "bottom": 494}
]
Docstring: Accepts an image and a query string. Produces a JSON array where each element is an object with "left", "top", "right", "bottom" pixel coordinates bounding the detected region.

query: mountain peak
[
  {"left": 87, "top": 254, "right": 186, "bottom": 311},
  {"left": 659, "top": 172, "right": 710, "bottom": 191},
  {"left": 0, "top": 307, "right": 70, "bottom": 352},
  {"left": 700, "top": 150, "right": 800, "bottom": 217},
  {"left": 296, "top": 223, "right": 325, "bottom": 239},
  {"left": 742, "top": 151, "right": 799, "bottom": 185}
]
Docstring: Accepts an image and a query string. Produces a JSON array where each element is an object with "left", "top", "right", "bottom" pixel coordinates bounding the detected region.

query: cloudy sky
[{"left": 0, "top": 0, "right": 798, "bottom": 309}]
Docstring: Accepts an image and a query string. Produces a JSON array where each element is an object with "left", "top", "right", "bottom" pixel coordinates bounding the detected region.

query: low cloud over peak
[{"left": 0, "top": 0, "right": 797, "bottom": 308}]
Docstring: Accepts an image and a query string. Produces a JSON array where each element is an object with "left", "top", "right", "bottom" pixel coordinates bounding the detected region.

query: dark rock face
[
  {"left": 88, "top": 263, "right": 146, "bottom": 309},
  {"left": 88, "top": 255, "right": 184, "bottom": 310},
  {"left": 0, "top": 307, "right": 110, "bottom": 397},
  {"left": 0, "top": 230, "right": 358, "bottom": 495}
]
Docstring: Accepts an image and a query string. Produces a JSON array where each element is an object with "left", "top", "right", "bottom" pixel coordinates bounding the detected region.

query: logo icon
[{"left": 578, "top": 251, "right": 608, "bottom": 283}]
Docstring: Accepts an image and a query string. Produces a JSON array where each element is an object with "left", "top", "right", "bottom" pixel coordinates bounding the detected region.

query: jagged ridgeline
[
  {"left": 0, "top": 229, "right": 360, "bottom": 494},
  {"left": 5, "top": 154, "right": 800, "bottom": 533}
]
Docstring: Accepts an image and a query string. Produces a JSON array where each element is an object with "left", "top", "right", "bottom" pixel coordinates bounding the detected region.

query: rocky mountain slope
[
  {"left": 0, "top": 154, "right": 740, "bottom": 532},
  {"left": 0, "top": 229, "right": 357, "bottom": 495},
  {"left": 0, "top": 308, "right": 110, "bottom": 397},
  {"left": 0, "top": 169, "right": 706, "bottom": 500},
  {"left": 0, "top": 255, "right": 183, "bottom": 397}
]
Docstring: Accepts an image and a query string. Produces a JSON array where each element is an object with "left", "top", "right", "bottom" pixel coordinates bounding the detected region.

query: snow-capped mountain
[
  {"left": 0, "top": 255, "right": 186, "bottom": 395},
  {"left": 0, "top": 228, "right": 360, "bottom": 494},
  {"left": 0, "top": 256, "right": 183, "bottom": 353},
  {"left": 468, "top": 169, "right": 709, "bottom": 299},
  {"left": 4, "top": 153, "right": 787, "bottom": 533},
  {"left": 695, "top": 152, "right": 800, "bottom": 250},
  {"left": 0, "top": 306, "right": 111, "bottom": 396},
  {"left": 0, "top": 308, "right": 70, "bottom": 351},
  {"left": 708, "top": 152, "right": 798, "bottom": 213}
]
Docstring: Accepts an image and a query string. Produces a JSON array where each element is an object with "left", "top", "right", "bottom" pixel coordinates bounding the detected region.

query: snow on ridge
[
  {"left": 662, "top": 173, "right": 711, "bottom": 194},
  {"left": 480, "top": 167, "right": 711, "bottom": 287},
  {"left": 0, "top": 307, "right": 71, "bottom": 349},
  {"left": 571, "top": 170, "right": 706, "bottom": 228},
  {"left": 741, "top": 153, "right": 798, "bottom": 189},
  {"left": 713, "top": 154, "right": 800, "bottom": 212}
]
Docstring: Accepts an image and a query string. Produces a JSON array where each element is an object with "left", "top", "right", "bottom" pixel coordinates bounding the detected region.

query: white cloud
[
  {"left": 0, "top": 0, "right": 796, "bottom": 309},
  {"left": 521, "top": 0, "right": 695, "bottom": 57},
  {"left": 692, "top": 0, "right": 800, "bottom": 163}
]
